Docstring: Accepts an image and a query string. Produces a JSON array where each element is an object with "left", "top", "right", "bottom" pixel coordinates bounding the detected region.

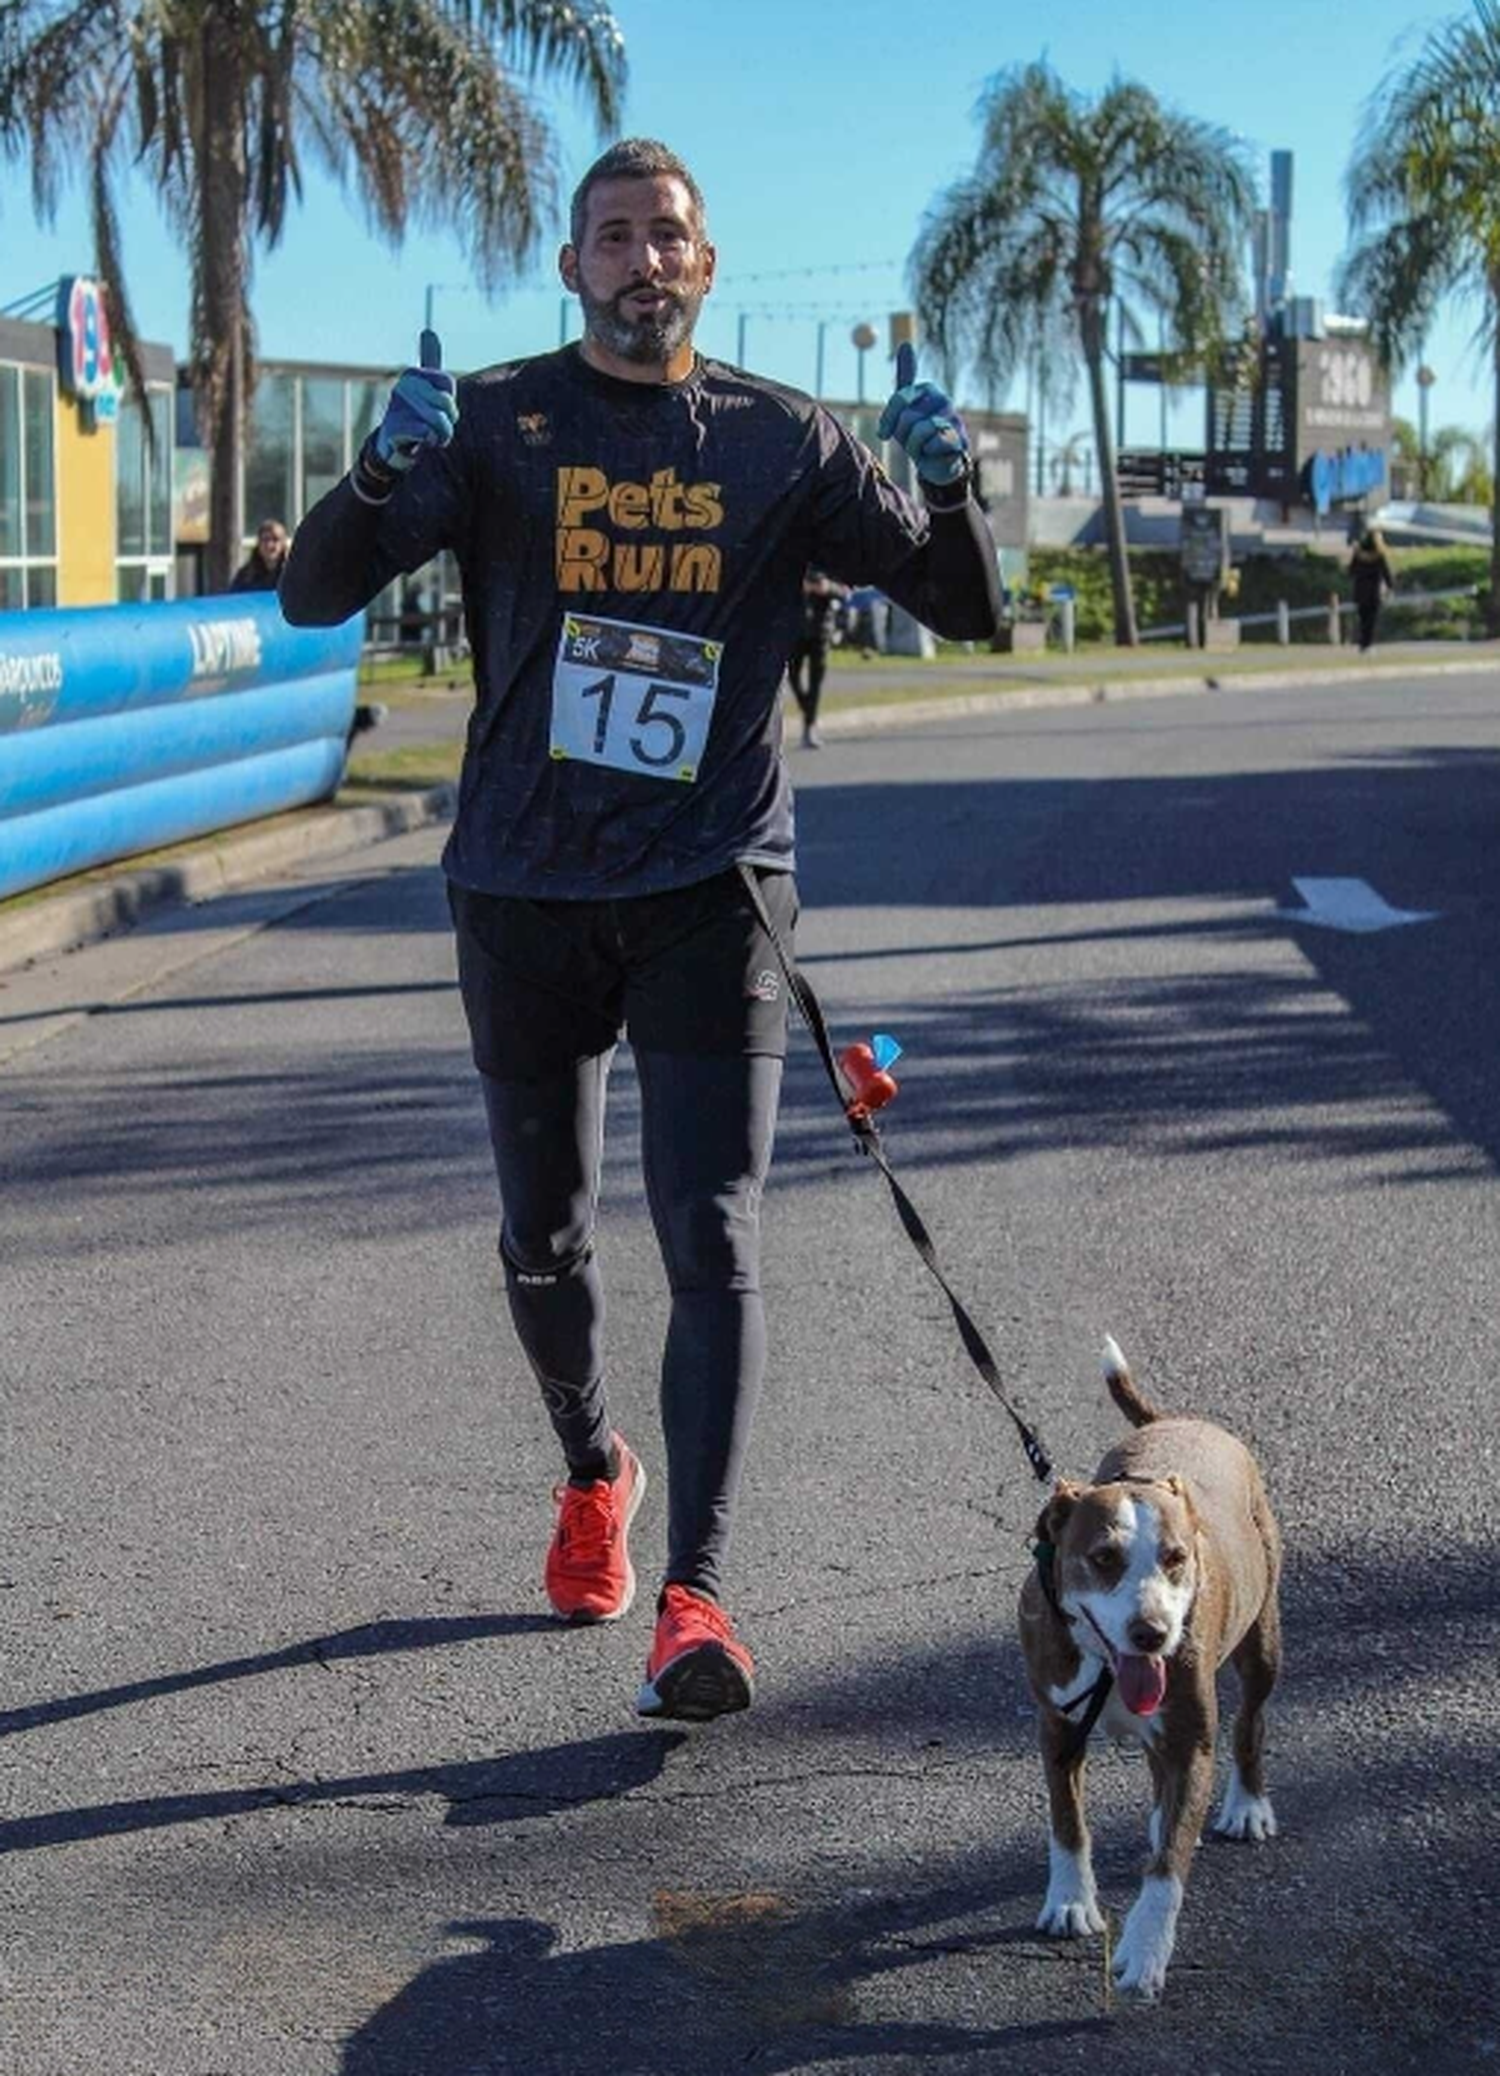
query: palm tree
[
  {"left": 0, "top": 1, "right": 625, "bottom": 590},
  {"left": 1341, "top": 0, "right": 1500, "bottom": 625},
  {"left": 1430, "top": 423, "right": 1492, "bottom": 503},
  {"left": 912, "top": 63, "right": 1255, "bottom": 645}
]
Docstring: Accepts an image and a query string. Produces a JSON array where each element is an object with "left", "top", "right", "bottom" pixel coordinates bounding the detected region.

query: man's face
[
  {"left": 258, "top": 522, "right": 288, "bottom": 562},
  {"left": 561, "top": 174, "right": 715, "bottom": 368}
]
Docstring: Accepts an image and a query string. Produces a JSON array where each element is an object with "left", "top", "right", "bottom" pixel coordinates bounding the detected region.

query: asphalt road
[{"left": 1, "top": 670, "right": 1497, "bottom": 2074}]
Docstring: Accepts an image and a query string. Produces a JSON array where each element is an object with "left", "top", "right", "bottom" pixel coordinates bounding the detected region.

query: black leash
[
  {"left": 1033, "top": 1538, "right": 1115, "bottom": 1761},
  {"left": 738, "top": 862, "right": 1055, "bottom": 1488}
]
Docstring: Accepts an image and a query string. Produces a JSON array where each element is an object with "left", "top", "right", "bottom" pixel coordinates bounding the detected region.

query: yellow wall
[{"left": 55, "top": 393, "right": 116, "bottom": 605}]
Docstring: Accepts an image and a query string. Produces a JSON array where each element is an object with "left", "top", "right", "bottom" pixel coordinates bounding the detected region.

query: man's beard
[{"left": 578, "top": 280, "right": 703, "bottom": 365}]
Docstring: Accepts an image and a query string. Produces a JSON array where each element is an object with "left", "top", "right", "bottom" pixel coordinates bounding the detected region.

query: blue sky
[{"left": 0, "top": 0, "right": 1489, "bottom": 450}]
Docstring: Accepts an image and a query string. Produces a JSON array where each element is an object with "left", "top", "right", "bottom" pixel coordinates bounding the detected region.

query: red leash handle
[{"left": 838, "top": 1041, "right": 899, "bottom": 1122}]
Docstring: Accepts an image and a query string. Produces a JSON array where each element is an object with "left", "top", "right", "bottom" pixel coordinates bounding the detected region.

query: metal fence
[{"left": 1139, "top": 584, "right": 1481, "bottom": 644}]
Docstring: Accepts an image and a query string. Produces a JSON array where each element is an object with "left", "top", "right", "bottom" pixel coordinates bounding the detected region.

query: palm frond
[
  {"left": 298, "top": 0, "right": 554, "bottom": 285},
  {"left": 1342, "top": 4, "right": 1500, "bottom": 371},
  {"left": 425, "top": 0, "right": 625, "bottom": 131}
]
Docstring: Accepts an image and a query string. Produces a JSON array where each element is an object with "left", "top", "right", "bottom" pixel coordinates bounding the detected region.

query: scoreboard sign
[{"left": 1205, "top": 326, "right": 1391, "bottom": 512}]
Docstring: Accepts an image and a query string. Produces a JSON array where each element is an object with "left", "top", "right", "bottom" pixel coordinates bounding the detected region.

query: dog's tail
[{"left": 1101, "top": 1335, "right": 1166, "bottom": 1427}]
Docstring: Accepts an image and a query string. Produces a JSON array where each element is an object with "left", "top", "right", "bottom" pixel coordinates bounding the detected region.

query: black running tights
[{"left": 479, "top": 1049, "right": 783, "bottom": 1603}]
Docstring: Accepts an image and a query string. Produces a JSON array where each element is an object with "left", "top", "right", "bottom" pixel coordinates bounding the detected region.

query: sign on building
[{"left": 54, "top": 275, "right": 120, "bottom": 427}]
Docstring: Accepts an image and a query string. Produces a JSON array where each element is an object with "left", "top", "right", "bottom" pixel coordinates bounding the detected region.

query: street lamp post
[
  {"left": 852, "top": 321, "right": 876, "bottom": 405},
  {"left": 1416, "top": 363, "right": 1436, "bottom": 500}
]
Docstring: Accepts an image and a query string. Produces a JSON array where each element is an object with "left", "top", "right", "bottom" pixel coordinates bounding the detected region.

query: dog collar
[{"left": 1033, "top": 1538, "right": 1115, "bottom": 1758}]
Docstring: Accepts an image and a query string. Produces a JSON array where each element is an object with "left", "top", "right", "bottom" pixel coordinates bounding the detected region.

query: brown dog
[{"left": 1016, "top": 1336, "right": 1282, "bottom": 2000}]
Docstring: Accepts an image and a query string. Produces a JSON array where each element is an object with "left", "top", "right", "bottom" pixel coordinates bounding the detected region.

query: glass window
[
  {"left": 22, "top": 369, "right": 55, "bottom": 557},
  {"left": 147, "top": 389, "right": 171, "bottom": 553},
  {"left": 0, "top": 366, "right": 19, "bottom": 559},
  {"left": 301, "top": 377, "right": 344, "bottom": 512},
  {"left": 175, "top": 379, "right": 200, "bottom": 449},
  {"left": 117, "top": 383, "right": 174, "bottom": 599},
  {"left": 0, "top": 566, "right": 21, "bottom": 610},
  {"left": 244, "top": 373, "right": 295, "bottom": 537},
  {"left": 28, "top": 566, "right": 56, "bottom": 608},
  {"left": 116, "top": 394, "right": 147, "bottom": 557},
  {"left": 350, "top": 380, "right": 383, "bottom": 462}
]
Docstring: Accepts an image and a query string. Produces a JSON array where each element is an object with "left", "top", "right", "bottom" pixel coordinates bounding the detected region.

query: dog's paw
[
  {"left": 1213, "top": 1773, "right": 1278, "bottom": 1843},
  {"left": 1112, "top": 1877, "right": 1180, "bottom": 2001},
  {"left": 1037, "top": 1897, "right": 1105, "bottom": 1938}
]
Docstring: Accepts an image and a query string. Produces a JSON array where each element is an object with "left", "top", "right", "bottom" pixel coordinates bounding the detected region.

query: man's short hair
[{"left": 569, "top": 138, "right": 706, "bottom": 248}]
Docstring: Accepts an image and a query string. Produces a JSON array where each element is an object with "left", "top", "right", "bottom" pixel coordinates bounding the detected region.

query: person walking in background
[
  {"left": 788, "top": 567, "right": 848, "bottom": 749},
  {"left": 230, "top": 518, "right": 291, "bottom": 593},
  {"left": 1349, "top": 527, "right": 1395, "bottom": 651},
  {"left": 281, "top": 137, "right": 997, "bottom": 1723}
]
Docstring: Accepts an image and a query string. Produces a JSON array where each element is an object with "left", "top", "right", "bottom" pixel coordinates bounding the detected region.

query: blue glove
[
  {"left": 877, "top": 341, "right": 969, "bottom": 487},
  {"left": 373, "top": 329, "right": 458, "bottom": 472}
]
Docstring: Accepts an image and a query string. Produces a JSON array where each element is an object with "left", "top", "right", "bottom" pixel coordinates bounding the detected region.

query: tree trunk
[
  {"left": 200, "top": 10, "right": 248, "bottom": 595},
  {"left": 1081, "top": 299, "right": 1138, "bottom": 646}
]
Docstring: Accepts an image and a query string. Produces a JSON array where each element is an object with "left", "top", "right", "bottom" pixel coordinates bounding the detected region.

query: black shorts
[{"left": 448, "top": 866, "right": 798, "bottom": 1081}]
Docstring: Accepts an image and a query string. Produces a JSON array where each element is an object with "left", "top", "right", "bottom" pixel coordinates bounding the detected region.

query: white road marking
[{"left": 1277, "top": 876, "right": 1439, "bottom": 934}]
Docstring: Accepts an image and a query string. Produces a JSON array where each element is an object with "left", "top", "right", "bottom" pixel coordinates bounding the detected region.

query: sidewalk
[{"left": 3, "top": 635, "right": 1495, "bottom": 977}]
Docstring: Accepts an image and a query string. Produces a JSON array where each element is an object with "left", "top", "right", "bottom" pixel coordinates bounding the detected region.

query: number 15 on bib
[{"left": 550, "top": 613, "right": 722, "bottom": 784}]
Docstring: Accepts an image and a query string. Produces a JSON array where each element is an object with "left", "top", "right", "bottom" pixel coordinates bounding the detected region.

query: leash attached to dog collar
[
  {"left": 738, "top": 861, "right": 1054, "bottom": 1487},
  {"left": 1033, "top": 1537, "right": 1115, "bottom": 1759}
]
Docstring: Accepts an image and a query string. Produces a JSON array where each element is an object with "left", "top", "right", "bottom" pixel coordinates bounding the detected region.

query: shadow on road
[
  {"left": 0, "top": 1612, "right": 555, "bottom": 1739},
  {"left": 8, "top": 742, "right": 1500, "bottom": 1260},
  {"left": 340, "top": 1884, "right": 1101, "bottom": 2076},
  {"left": 0, "top": 1727, "right": 687, "bottom": 1854}
]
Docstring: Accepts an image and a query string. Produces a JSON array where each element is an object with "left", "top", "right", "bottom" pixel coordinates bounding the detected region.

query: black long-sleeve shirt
[{"left": 282, "top": 345, "right": 1000, "bottom": 898}]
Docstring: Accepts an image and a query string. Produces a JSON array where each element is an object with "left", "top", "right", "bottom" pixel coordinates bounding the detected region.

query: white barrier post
[
  {"left": 1060, "top": 598, "right": 1076, "bottom": 654},
  {"left": 1277, "top": 599, "right": 1291, "bottom": 645}
]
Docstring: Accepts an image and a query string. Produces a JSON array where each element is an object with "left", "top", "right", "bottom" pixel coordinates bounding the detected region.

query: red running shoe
[
  {"left": 544, "top": 1434, "right": 645, "bottom": 1623},
  {"left": 637, "top": 1584, "right": 755, "bottom": 1720}
]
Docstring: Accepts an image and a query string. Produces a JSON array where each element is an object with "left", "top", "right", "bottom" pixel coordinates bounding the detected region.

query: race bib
[{"left": 550, "top": 613, "right": 721, "bottom": 784}]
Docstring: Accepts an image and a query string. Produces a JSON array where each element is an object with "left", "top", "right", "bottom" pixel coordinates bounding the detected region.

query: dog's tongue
[{"left": 1116, "top": 1653, "right": 1167, "bottom": 1716}]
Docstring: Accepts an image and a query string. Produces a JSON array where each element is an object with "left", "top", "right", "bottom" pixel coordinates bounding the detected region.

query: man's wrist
[
  {"left": 921, "top": 461, "right": 973, "bottom": 511},
  {"left": 351, "top": 435, "right": 398, "bottom": 506}
]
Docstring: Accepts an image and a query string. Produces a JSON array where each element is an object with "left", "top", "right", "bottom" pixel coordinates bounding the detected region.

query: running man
[
  {"left": 788, "top": 567, "right": 849, "bottom": 748},
  {"left": 281, "top": 137, "right": 999, "bottom": 1721}
]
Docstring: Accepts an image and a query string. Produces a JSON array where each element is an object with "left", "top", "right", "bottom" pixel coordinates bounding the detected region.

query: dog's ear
[
  {"left": 1162, "top": 1473, "right": 1200, "bottom": 1520},
  {"left": 1036, "top": 1480, "right": 1082, "bottom": 1546}
]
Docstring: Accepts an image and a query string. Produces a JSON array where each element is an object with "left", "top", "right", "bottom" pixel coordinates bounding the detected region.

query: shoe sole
[
  {"left": 636, "top": 1643, "right": 753, "bottom": 1721},
  {"left": 549, "top": 1452, "right": 646, "bottom": 1625}
]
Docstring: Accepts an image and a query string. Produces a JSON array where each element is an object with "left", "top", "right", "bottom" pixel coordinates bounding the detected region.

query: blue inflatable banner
[{"left": 0, "top": 595, "right": 362, "bottom": 903}]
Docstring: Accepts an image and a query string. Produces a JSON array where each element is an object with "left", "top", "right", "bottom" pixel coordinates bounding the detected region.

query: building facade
[{"left": 0, "top": 285, "right": 175, "bottom": 611}]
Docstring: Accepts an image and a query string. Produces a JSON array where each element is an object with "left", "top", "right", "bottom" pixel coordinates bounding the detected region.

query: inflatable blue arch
[{"left": 0, "top": 595, "right": 362, "bottom": 904}]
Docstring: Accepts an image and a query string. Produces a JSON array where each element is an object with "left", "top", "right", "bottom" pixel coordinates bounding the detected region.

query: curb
[
  {"left": 814, "top": 651, "right": 1500, "bottom": 734},
  {"left": 2, "top": 649, "right": 1495, "bottom": 974},
  {"left": 0, "top": 782, "right": 457, "bottom": 976}
]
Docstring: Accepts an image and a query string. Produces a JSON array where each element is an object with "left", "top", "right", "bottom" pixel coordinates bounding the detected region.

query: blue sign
[{"left": 1304, "top": 447, "right": 1386, "bottom": 516}]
